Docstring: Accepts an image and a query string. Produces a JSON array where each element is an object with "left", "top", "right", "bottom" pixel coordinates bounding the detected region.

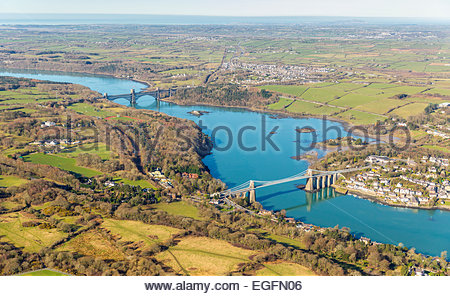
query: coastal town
[
  {"left": 335, "top": 155, "right": 450, "bottom": 208},
  {"left": 222, "top": 60, "right": 334, "bottom": 84}
]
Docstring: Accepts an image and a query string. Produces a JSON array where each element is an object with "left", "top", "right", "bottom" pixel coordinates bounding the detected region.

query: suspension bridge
[
  {"left": 216, "top": 166, "right": 371, "bottom": 203},
  {"left": 101, "top": 88, "right": 178, "bottom": 105}
]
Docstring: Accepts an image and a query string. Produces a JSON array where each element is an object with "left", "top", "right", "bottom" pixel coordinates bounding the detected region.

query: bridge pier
[
  {"left": 249, "top": 180, "right": 256, "bottom": 203},
  {"left": 130, "top": 89, "right": 136, "bottom": 105},
  {"left": 305, "top": 170, "right": 339, "bottom": 193},
  {"left": 322, "top": 175, "right": 327, "bottom": 188},
  {"left": 305, "top": 170, "right": 315, "bottom": 192}
]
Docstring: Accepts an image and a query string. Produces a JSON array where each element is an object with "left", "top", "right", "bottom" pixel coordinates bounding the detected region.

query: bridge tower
[
  {"left": 103, "top": 93, "right": 108, "bottom": 99},
  {"left": 130, "top": 89, "right": 136, "bottom": 105},
  {"left": 305, "top": 170, "right": 315, "bottom": 192},
  {"left": 249, "top": 180, "right": 256, "bottom": 203}
]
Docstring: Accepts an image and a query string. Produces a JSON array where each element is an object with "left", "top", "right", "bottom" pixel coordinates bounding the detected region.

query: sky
[{"left": 0, "top": 0, "right": 449, "bottom": 18}]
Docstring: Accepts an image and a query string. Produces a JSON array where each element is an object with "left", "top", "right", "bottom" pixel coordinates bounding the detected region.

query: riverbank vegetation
[{"left": 0, "top": 23, "right": 449, "bottom": 276}]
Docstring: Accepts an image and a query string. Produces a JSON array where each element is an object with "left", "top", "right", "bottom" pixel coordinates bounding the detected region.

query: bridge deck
[
  {"left": 222, "top": 166, "right": 371, "bottom": 195},
  {"left": 103, "top": 89, "right": 178, "bottom": 101}
]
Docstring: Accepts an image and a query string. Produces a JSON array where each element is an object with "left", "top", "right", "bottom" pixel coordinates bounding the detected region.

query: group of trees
[
  {"left": 76, "top": 153, "right": 122, "bottom": 173},
  {"left": 1, "top": 159, "right": 448, "bottom": 276},
  {"left": 173, "top": 84, "right": 277, "bottom": 108}
]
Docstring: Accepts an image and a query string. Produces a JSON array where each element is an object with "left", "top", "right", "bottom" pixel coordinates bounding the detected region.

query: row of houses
[
  {"left": 345, "top": 171, "right": 431, "bottom": 206},
  {"left": 421, "top": 156, "right": 449, "bottom": 167},
  {"left": 400, "top": 175, "right": 450, "bottom": 200},
  {"left": 31, "top": 139, "right": 80, "bottom": 147}
]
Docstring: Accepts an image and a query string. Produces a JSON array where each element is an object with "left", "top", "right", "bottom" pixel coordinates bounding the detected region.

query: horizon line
[{"left": 1, "top": 13, "right": 449, "bottom": 20}]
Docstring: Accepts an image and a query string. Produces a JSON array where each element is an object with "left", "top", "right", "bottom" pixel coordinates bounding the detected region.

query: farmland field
[
  {"left": 265, "top": 233, "right": 305, "bottom": 249},
  {"left": 424, "top": 88, "right": 450, "bottom": 97},
  {"left": 332, "top": 93, "right": 380, "bottom": 108},
  {"left": 389, "top": 103, "right": 429, "bottom": 119},
  {"left": 57, "top": 229, "right": 125, "bottom": 260},
  {"left": 267, "top": 97, "right": 293, "bottom": 110},
  {"left": 421, "top": 145, "right": 450, "bottom": 153},
  {"left": 0, "top": 212, "right": 67, "bottom": 252},
  {"left": 255, "top": 262, "right": 316, "bottom": 276},
  {"left": 336, "top": 110, "right": 386, "bottom": 125},
  {"left": 68, "top": 103, "right": 116, "bottom": 118},
  {"left": 301, "top": 87, "right": 346, "bottom": 103},
  {"left": 355, "top": 98, "right": 408, "bottom": 114},
  {"left": 102, "top": 219, "right": 182, "bottom": 248},
  {"left": 113, "top": 178, "right": 156, "bottom": 189},
  {"left": 155, "top": 236, "right": 260, "bottom": 275},
  {"left": 59, "top": 142, "right": 113, "bottom": 160},
  {"left": 150, "top": 201, "right": 201, "bottom": 220},
  {"left": 0, "top": 175, "right": 29, "bottom": 187},
  {"left": 20, "top": 269, "right": 69, "bottom": 276},
  {"left": 259, "top": 85, "right": 309, "bottom": 97},
  {"left": 23, "top": 153, "right": 102, "bottom": 177},
  {"left": 286, "top": 100, "right": 341, "bottom": 115}
]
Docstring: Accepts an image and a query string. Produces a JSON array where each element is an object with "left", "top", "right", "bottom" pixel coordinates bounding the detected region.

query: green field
[
  {"left": 150, "top": 201, "right": 201, "bottom": 220},
  {"left": 332, "top": 93, "right": 381, "bottom": 108},
  {"left": 102, "top": 219, "right": 182, "bottom": 247},
  {"left": 0, "top": 200, "right": 24, "bottom": 210},
  {"left": 57, "top": 229, "right": 125, "bottom": 261},
  {"left": 286, "top": 100, "right": 341, "bottom": 115},
  {"left": 365, "top": 83, "right": 399, "bottom": 89},
  {"left": 68, "top": 103, "right": 116, "bottom": 118},
  {"left": 23, "top": 153, "right": 102, "bottom": 177},
  {"left": 113, "top": 178, "right": 156, "bottom": 189},
  {"left": 259, "top": 85, "right": 309, "bottom": 97},
  {"left": 155, "top": 236, "right": 260, "bottom": 275},
  {"left": 421, "top": 145, "right": 450, "bottom": 153},
  {"left": 337, "top": 110, "right": 386, "bottom": 125},
  {"left": 355, "top": 98, "right": 408, "bottom": 114},
  {"left": 301, "top": 87, "right": 346, "bottom": 103},
  {"left": 424, "top": 88, "right": 450, "bottom": 97},
  {"left": 0, "top": 213, "right": 67, "bottom": 252},
  {"left": 0, "top": 175, "right": 29, "bottom": 187},
  {"left": 389, "top": 103, "right": 429, "bottom": 119},
  {"left": 256, "top": 262, "right": 316, "bottom": 276},
  {"left": 20, "top": 269, "right": 69, "bottom": 276},
  {"left": 266, "top": 233, "right": 306, "bottom": 249},
  {"left": 59, "top": 142, "right": 113, "bottom": 160},
  {"left": 267, "top": 97, "right": 293, "bottom": 110}
]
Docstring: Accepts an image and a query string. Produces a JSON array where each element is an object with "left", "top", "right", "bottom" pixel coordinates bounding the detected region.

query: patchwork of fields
[{"left": 260, "top": 82, "right": 448, "bottom": 125}]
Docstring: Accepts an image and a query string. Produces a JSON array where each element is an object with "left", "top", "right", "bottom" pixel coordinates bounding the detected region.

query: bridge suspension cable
[
  {"left": 220, "top": 169, "right": 309, "bottom": 195},
  {"left": 217, "top": 166, "right": 370, "bottom": 197}
]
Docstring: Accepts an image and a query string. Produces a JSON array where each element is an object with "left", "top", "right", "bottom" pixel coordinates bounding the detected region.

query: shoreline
[
  {"left": 0, "top": 65, "right": 392, "bottom": 143},
  {"left": 0, "top": 67, "right": 423, "bottom": 215},
  {"left": 333, "top": 185, "right": 450, "bottom": 212},
  {"left": 159, "top": 97, "right": 396, "bottom": 144}
]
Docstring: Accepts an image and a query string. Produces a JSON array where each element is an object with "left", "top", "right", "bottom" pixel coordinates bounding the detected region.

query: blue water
[{"left": 1, "top": 69, "right": 449, "bottom": 257}]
